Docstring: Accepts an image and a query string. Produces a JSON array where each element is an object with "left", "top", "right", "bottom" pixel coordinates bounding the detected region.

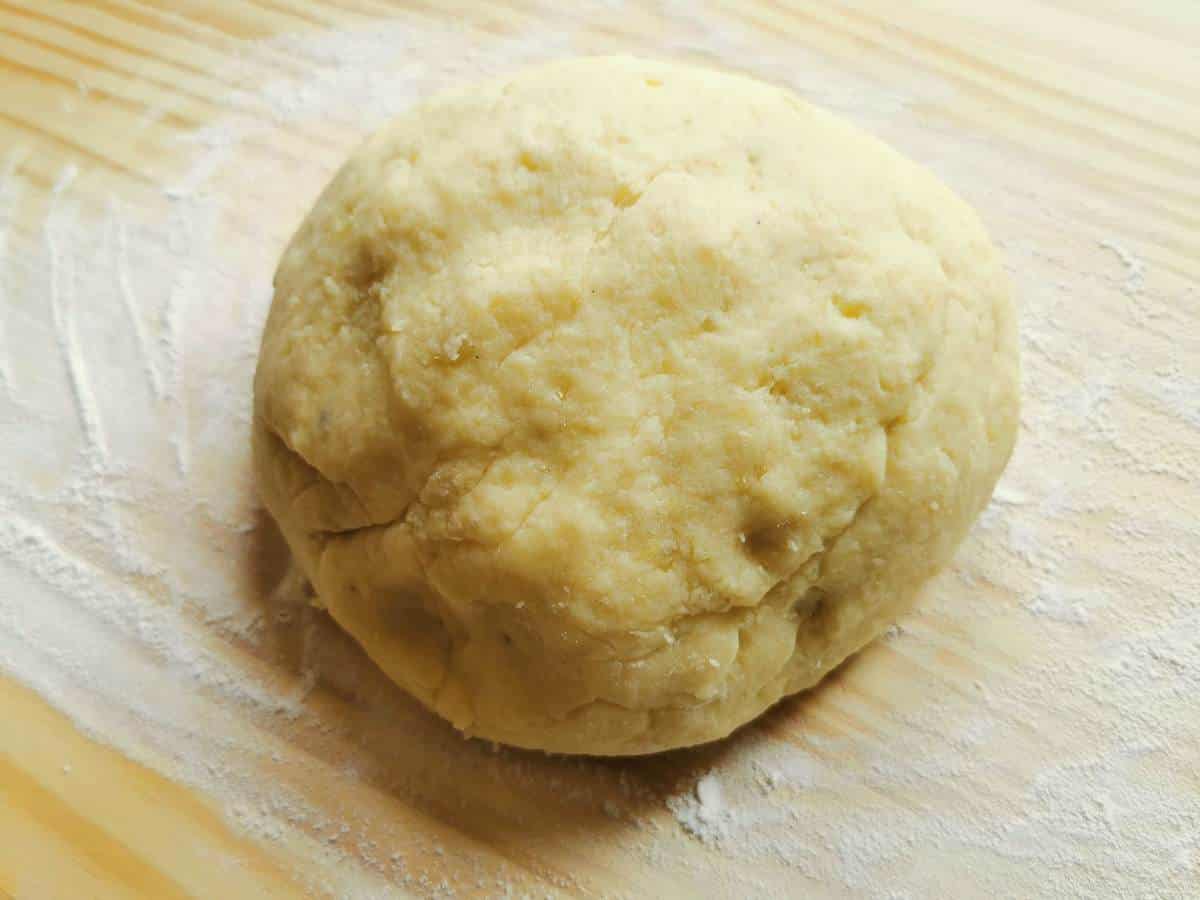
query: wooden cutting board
[{"left": 1, "top": 2, "right": 1197, "bottom": 898}]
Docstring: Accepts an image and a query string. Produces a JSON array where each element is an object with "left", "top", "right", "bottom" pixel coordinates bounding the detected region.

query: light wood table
[{"left": 1, "top": 2, "right": 1197, "bottom": 898}]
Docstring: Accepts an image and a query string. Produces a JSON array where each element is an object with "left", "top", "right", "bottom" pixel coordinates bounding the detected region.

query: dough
[{"left": 253, "top": 57, "right": 1018, "bottom": 755}]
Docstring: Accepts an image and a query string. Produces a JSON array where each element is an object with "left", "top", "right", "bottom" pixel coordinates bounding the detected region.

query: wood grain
[
  {"left": 1, "top": 1, "right": 1197, "bottom": 898},
  {"left": 0, "top": 678, "right": 304, "bottom": 898}
]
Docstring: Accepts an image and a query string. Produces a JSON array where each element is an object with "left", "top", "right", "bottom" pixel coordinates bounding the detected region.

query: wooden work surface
[{"left": 1, "top": 2, "right": 1197, "bottom": 898}]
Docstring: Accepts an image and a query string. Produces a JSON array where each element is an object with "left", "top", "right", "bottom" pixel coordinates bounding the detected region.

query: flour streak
[
  {"left": 46, "top": 165, "right": 108, "bottom": 461},
  {"left": 0, "top": 149, "right": 26, "bottom": 393},
  {"left": 110, "top": 197, "right": 165, "bottom": 398}
]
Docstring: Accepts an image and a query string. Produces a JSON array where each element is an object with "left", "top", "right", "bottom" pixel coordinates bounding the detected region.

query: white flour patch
[
  {"left": 0, "top": 4, "right": 1196, "bottom": 899},
  {"left": 1025, "top": 584, "right": 1097, "bottom": 625}
]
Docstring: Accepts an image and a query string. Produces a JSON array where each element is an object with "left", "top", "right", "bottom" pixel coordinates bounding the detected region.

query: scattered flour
[{"left": 0, "top": 4, "right": 1196, "bottom": 899}]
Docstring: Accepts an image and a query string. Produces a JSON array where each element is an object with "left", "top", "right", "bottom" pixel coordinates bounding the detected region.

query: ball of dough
[{"left": 253, "top": 57, "right": 1018, "bottom": 755}]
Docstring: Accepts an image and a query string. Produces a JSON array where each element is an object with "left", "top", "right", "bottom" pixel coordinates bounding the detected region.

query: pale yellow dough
[{"left": 253, "top": 57, "right": 1019, "bottom": 755}]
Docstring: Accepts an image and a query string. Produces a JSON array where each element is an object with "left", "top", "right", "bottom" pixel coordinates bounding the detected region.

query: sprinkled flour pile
[
  {"left": 0, "top": 4, "right": 1196, "bottom": 898},
  {"left": 667, "top": 772, "right": 735, "bottom": 845}
]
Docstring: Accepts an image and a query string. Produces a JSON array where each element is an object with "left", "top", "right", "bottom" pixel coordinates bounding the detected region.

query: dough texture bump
[{"left": 253, "top": 57, "right": 1019, "bottom": 755}]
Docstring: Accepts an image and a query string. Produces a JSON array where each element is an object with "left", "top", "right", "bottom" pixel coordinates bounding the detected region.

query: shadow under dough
[{"left": 234, "top": 507, "right": 856, "bottom": 855}]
